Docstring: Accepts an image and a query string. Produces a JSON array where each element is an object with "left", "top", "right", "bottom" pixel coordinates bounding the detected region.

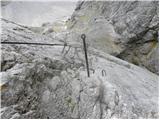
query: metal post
[{"left": 81, "top": 34, "right": 90, "bottom": 77}]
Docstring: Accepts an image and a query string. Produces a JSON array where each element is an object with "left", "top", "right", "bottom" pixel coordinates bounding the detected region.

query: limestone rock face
[
  {"left": 0, "top": 18, "right": 158, "bottom": 119},
  {"left": 68, "top": 1, "right": 159, "bottom": 74}
]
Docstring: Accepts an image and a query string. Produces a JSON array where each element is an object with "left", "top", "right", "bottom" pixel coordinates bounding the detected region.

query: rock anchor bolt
[{"left": 81, "top": 34, "right": 90, "bottom": 77}]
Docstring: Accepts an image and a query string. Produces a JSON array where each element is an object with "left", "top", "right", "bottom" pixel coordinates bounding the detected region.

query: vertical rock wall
[{"left": 67, "top": 1, "right": 159, "bottom": 74}]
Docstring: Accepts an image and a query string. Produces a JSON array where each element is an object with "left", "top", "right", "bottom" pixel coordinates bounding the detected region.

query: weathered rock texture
[
  {"left": 67, "top": 1, "right": 159, "bottom": 74},
  {"left": 0, "top": 17, "right": 158, "bottom": 119}
]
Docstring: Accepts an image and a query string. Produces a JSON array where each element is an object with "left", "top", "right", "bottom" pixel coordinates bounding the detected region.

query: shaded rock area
[
  {"left": 67, "top": 1, "right": 159, "bottom": 74},
  {"left": 0, "top": 16, "right": 159, "bottom": 119}
]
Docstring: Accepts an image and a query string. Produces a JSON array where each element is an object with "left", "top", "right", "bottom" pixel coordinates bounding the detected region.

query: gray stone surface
[
  {"left": 67, "top": 1, "right": 159, "bottom": 74},
  {"left": 0, "top": 18, "right": 158, "bottom": 119}
]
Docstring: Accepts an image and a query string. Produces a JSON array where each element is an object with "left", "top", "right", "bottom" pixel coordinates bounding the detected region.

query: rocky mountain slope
[
  {"left": 1, "top": 1, "right": 77, "bottom": 27},
  {"left": 0, "top": 1, "right": 159, "bottom": 119},
  {"left": 67, "top": 1, "right": 159, "bottom": 74},
  {"left": 1, "top": 18, "right": 159, "bottom": 119}
]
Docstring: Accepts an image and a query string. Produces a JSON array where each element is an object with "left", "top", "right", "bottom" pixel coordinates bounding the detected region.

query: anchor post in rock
[{"left": 81, "top": 34, "right": 90, "bottom": 77}]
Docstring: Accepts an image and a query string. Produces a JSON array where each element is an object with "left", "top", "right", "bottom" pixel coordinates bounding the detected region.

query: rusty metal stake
[{"left": 81, "top": 34, "right": 90, "bottom": 77}]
